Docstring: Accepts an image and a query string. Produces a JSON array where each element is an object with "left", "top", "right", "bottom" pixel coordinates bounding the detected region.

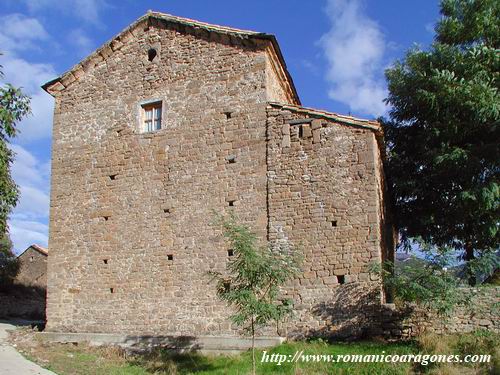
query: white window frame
[{"left": 139, "top": 99, "right": 163, "bottom": 133}]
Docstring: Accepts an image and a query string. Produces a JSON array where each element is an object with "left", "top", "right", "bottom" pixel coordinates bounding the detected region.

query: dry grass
[
  {"left": 9, "top": 327, "right": 147, "bottom": 375},
  {"left": 415, "top": 330, "right": 499, "bottom": 374},
  {"left": 417, "top": 332, "right": 455, "bottom": 354},
  {"left": 7, "top": 326, "right": 500, "bottom": 374}
]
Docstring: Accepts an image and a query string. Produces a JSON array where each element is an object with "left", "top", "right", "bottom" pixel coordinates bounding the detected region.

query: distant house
[
  {"left": 0, "top": 245, "right": 48, "bottom": 320},
  {"left": 15, "top": 244, "right": 48, "bottom": 289}
]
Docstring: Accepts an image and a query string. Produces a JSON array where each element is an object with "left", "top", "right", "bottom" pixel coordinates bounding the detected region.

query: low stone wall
[
  {"left": 381, "top": 286, "right": 499, "bottom": 339},
  {"left": 38, "top": 332, "right": 285, "bottom": 354},
  {"left": 0, "top": 287, "right": 46, "bottom": 320}
]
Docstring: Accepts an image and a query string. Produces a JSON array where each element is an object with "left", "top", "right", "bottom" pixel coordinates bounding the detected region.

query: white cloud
[
  {"left": 0, "top": 12, "right": 54, "bottom": 253},
  {"left": 0, "top": 53, "right": 56, "bottom": 142},
  {"left": 0, "top": 13, "right": 49, "bottom": 52},
  {"left": 10, "top": 144, "right": 50, "bottom": 187},
  {"left": 23, "top": 0, "right": 107, "bottom": 25},
  {"left": 0, "top": 14, "right": 56, "bottom": 143},
  {"left": 14, "top": 185, "right": 50, "bottom": 218},
  {"left": 0, "top": 54, "right": 55, "bottom": 93},
  {"left": 8, "top": 144, "right": 51, "bottom": 217},
  {"left": 8, "top": 144, "right": 51, "bottom": 252},
  {"left": 0, "top": 14, "right": 54, "bottom": 254},
  {"left": 318, "top": 0, "right": 388, "bottom": 117},
  {"left": 9, "top": 218, "right": 48, "bottom": 254},
  {"left": 68, "top": 28, "right": 94, "bottom": 57}
]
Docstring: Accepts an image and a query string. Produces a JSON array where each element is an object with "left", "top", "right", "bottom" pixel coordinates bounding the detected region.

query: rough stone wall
[
  {"left": 47, "top": 20, "right": 275, "bottom": 334},
  {"left": 266, "top": 105, "right": 385, "bottom": 339},
  {"left": 265, "top": 52, "right": 292, "bottom": 103},
  {"left": 381, "top": 287, "right": 500, "bottom": 338},
  {"left": 0, "top": 292, "right": 45, "bottom": 320},
  {"left": 47, "top": 18, "right": 388, "bottom": 339},
  {"left": 15, "top": 247, "right": 48, "bottom": 288}
]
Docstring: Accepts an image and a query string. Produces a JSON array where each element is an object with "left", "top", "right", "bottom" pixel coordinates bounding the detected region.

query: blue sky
[{"left": 0, "top": 0, "right": 440, "bottom": 253}]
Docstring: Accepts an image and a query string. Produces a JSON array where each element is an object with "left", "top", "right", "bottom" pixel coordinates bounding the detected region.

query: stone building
[
  {"left": 42, "top": 12, "right": 392, "bottom": 341},
  {"left": 0, "top": 244, "right": 48, "bottom": 320},
  {"left": 15, "top": 244, "right": 48, "bottom": 289}
]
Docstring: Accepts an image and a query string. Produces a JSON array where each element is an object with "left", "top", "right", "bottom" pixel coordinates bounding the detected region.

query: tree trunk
[
  {"left": 465, "top": 241, "right": 476, "bottom": 286},
  {"left": 251, "top": 316, "right": 256, "bottom": 375}
]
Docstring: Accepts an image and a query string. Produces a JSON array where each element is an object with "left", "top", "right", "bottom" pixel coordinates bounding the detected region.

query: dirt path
[{"left": 0, "top": 322, "right": 56, "bottom": 375}]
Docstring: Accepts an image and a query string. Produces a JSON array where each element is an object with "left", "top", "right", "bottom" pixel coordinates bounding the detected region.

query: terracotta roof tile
[{"left": 30, "top": 244, "right": 48, "bottom": 256}]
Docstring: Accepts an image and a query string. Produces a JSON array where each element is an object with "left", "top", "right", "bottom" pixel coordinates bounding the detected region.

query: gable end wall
[
  {"left": 46, "top": 19, "right": 387, "bottom": 339},
  {"left": 46, "top": 21, "right": 272, "bottom": 334}
]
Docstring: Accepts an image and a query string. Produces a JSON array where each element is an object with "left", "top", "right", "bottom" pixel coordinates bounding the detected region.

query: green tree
[
  {"left": 209, "top": 214, "right": 301, "bottom": 375},
  {"left": 382, "top": 0, "right": 499, "bottom": 284},
  {"left": 0, "top": 58, "right": 30, "bottom": 284},
  {"left": 0, "top": 235, "right": 19, "bottom": 287},
  {"left": 372, "top": 250, "right": 466, "bottom": 316}
]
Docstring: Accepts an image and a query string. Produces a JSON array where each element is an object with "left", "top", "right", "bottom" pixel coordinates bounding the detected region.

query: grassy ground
[
  {"left": 9, "top": 329, "right": 499, "bottom": 374},
  {"left": 131, "top": 340, "right": 417, "bottom": 375}
]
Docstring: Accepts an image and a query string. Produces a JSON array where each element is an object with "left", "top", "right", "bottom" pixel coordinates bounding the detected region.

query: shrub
[{"left": 0, "top": 234, "right": 19, "bottom": 288}]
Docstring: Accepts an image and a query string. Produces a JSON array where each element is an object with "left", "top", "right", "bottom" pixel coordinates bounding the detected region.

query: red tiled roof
[
  {"left": 17, "top": 244, "right": 49, "bottom": 258},
  {"left": 31, "top": 244, "right": 48, "bottom": 256}
]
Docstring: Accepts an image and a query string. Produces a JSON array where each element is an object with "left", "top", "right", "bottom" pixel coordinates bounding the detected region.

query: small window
[
  {"left": 148, "top": 48, "right": 157, "bottom": 62},
  {"left": 141, "top": 101, "right": 162, "bottom": 132}
]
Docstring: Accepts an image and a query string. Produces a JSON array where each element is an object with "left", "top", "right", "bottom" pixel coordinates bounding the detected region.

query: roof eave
[
  {"left": 16, "top": 244, "right": 48, "bottom": 258},
  {"left": 41, "top": 77, "right": 60, "bottom": 93},
  {"left": 267, "top": 102, "right": 381, "bottom": 131},
  {"left": 254, "top": 33, "right": 301, "bottom": 105}
]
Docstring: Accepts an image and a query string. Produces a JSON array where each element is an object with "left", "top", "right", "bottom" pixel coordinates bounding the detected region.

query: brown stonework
[
  {"left": 381, "top": 287, "right": 500, "bottom": 338},
  {"left": 15, "top": 245, "right": 48, "bottom": 288},
  {"left": 0, "top": 245, "right": 48, "bottom": 320},
  {"left": 266, "top": 105, "right": 386, "bottom": 338},
  {"left": 43, "top": 12, "right": 389, "bottom": 339}
]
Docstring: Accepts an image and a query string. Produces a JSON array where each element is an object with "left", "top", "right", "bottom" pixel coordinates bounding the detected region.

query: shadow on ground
[
  {"left": 129, "top": 349, "right": 222, "bottom": 374},
  {"left": 125, "top": 336, "right": 226, "bottom": 373}
]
